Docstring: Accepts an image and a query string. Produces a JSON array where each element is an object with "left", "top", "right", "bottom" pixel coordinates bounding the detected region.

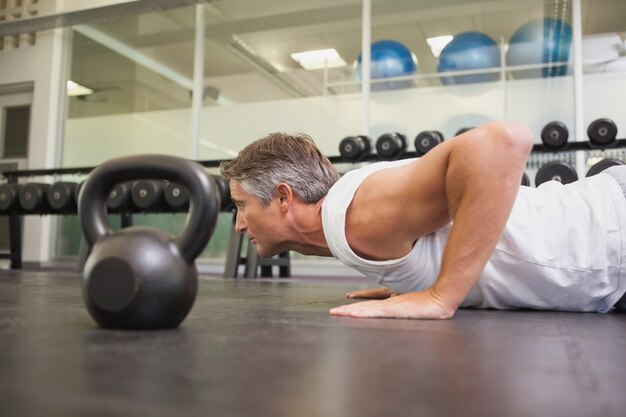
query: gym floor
[{"left": 1, "top": 270, "right": 625, "bottom": 417}]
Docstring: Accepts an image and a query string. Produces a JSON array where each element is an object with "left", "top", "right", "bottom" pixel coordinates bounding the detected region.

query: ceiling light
[
  {"left": 291, "top": 48, "right": 347, "bottom": 70},
  {"left": 67, "top": 80, "right": 93, "bottom": 96},
  {"left": 427, "top": 35, "right": 454, "bottom": 58}
]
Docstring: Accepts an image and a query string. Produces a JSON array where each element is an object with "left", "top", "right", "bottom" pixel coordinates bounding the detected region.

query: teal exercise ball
[
  {"left": 355, "top": 39, "right": 417, "bottom": 90},
  {"left": 437, "top": 31, "right": 501, "bottom": 85},
  {"left": 506, "top": 18, "right": 573, "bottom": 79}
]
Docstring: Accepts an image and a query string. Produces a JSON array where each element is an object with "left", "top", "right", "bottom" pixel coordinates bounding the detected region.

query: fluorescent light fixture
[
  {"left": 426, "top": 35, "right": 454, "bottom": 58},
  {"left": 291, "top": 48, "right": 347, "bottom": 70},
  {"left": 67, "top": 80, "right": 93, "bottom": 96}
]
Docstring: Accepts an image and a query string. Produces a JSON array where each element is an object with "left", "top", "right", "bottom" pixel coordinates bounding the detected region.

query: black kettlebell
[{"left": 78, "top": 155, "right": 219, "bottom": 330}]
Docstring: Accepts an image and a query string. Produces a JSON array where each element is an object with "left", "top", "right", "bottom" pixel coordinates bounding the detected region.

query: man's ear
[{"left": 275, "top": 183, "right": 293, "bottom": 210}]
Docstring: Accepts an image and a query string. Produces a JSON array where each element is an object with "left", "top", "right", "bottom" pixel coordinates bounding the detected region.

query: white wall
[{"left": 0, "top": 19, "right": 70, "bottom": 264}]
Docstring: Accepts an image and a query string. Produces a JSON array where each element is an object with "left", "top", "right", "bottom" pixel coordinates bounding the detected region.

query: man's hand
[
  {"left": 330, "top": 288, "right": 456, "bottom": 319},
  {"left": 345, "top": 287, "right": 397, "bottom": 299}
]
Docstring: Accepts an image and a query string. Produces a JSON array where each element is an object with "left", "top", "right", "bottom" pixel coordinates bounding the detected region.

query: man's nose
[{"left": 234, "top": 210, "right": 246, "bottom": 233}]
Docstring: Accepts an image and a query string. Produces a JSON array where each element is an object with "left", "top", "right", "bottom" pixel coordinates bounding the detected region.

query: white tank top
[{"left": 321, "top": 159, "right": 626, "bottom": 312}]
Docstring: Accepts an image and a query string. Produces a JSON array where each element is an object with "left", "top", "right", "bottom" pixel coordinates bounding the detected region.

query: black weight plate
[
  {"left": 339, "top": 136, "right": 371, "bottom": 161},
  {"left": 164, "top": 182, "right": 189, "bottom": 210},
  {"left": 414, "top": 131, "right": 441, "bottom": 156},
  {"left": 47, "top": 182, "right": 77, "bottom": 211},
  {"left": 375, "top": 133, "right": 406, "bottom": 160},
  {"left": 586, "top": 158, "right": 624, "bottom": 177},
  {"left": 535, "top": 161, "right": 578, "bottom": 187},
  {"left": 107, "top": 182, "right": 133, "bottom": 211},
  {"left": 131, "top": 180, "right": 164, "bottom": 211},
  {"left": 541, "top": 121, "right": 569, "bottom": 149},
  {"left": 0, "top": 183, "right": 21, "bottom": 212},
  {"left": 587, "top": 118, "right": 617, "bottom": 146},
  {"left": 19, "top": 183, "right": 49, "bottom": 212},
  {"left": 212, "top": 175, "right": 234, "bottom": 212},
  {"left": 521, "top": 172, "right": 530, "bottom": 186}
]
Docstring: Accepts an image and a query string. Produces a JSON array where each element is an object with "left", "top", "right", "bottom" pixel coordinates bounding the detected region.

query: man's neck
[{"left": 288, "top": 198, "right": 332, "bottom": 257}]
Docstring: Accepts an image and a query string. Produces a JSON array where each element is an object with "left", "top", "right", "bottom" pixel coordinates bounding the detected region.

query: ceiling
[{"left": 67, "top": 0, "right": 626, "bottom": 117}]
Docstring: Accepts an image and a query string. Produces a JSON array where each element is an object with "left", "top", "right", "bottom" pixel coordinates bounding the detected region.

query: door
[{"left": 0, "top": 86, "right": 32, "bottom": 253}]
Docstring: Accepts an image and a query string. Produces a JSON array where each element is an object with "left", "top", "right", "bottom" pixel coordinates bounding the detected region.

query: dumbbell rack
[
  {"left": 1, "top": 161, "right": 291, "bottom": 279},
  {"left": 328, "top": 138, "right": 626, "bottom": 164},
  {"left": 0, "top": 165, "right": 93, "bottom": 269}
]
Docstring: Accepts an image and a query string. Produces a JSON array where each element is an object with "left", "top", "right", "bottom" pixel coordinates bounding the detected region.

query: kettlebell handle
[{"left": 78, "top": 155, "right": 219, "bottom": 263}]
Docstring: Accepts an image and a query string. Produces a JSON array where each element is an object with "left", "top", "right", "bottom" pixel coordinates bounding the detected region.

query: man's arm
[{"left": 330, "top": 121, "right": 534, "bottom": 319}]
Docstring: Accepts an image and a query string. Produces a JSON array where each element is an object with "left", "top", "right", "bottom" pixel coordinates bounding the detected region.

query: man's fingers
[
  {"left": 346, "top": 287, "right": 394, "bottom": 299},
  {"left": 330, "top": 300, "right": 387, "bottom": 317}
]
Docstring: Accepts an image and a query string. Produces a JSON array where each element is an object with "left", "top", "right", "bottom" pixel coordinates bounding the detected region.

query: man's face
[{"left": 229, "top": 180, "right": 285, "bottom": 258}]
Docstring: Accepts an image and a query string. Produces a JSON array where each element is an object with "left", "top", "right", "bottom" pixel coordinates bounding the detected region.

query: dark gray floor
[{"left": 0, "top": 270, "right": 625, "bottom": 417}]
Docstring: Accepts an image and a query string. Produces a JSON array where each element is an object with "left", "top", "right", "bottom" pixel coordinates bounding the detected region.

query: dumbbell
[
  {"left": 588, "top": 118, "right": 617, "bottom": 147},
  {"left": 213, "top": 175, "right": 234, "bottom": 212},
  {"left": 375, "top": 132, "right": 407, "bottom": 160},
  {"left": 165, "top": 176, "right": 232, "bottom": 213},
  {"left": 131, "top": 180, "right": 167, "bottom": 212},
  {"left": 107, "top": 182, "right": 134, "bottom": 213},
  {"left": 0, "top": 183, "right": 21, "bottom": 214},
  {"left": 586, "top": 158, "right": 624, "bottom": 177},
  {"left": 414, "top": 131, "right": 444, "bottom": 156},
  {"left": 47, "top": 181, "right": 78, "bottom": 213},
  {"left": 19, "top": 183, "right": 51, "bottom": 213},
  {"left": 535, "top": 161, "right": 578, "bottom": 187},
  {"left": 455, "top": 127, "right": 474, "bottom": 136},
  {"left": 164, "top": 182, "right": 189, "bottom": 212},
  {"left": 541, "top": 121, "right": 569, "bottom": 150},
  {"left": 339, "top": 136, "right": 372, "bottom": 162}
]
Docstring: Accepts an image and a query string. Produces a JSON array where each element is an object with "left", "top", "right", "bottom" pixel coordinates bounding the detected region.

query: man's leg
[{"left": 603, "top": 166, "right": 626, "bottom": 311}]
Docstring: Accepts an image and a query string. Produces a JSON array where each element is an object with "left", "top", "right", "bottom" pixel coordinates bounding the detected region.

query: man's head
[
  {"left": 220, "top": 132, "right": 339, "bottom": 257},
  {"left": 220, "top": 132, "right": 339, "bottom": 205}
]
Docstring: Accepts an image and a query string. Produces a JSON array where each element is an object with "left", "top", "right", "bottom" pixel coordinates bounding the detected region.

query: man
[{"left": 220, "top": 122, "right": 626, "bottom": 319}]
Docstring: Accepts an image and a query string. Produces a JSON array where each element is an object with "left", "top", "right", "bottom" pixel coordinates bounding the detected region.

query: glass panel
[
  {"left": 57, "top": 5, "right": 198, "bottom": 258},
  {"left": 65, "top": 5, "right": 197, "bottom": 165},
  {"left": 367, "top": 0, "right": 574, "bottom": 187},
  {"left": 581, "top": 0, "right": 626, "bottom": 174},
  {"left": 198, "top": 0, "right": 364, "bottom": 161}
]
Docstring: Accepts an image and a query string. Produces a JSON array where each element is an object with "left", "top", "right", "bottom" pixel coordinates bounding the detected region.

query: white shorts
[{"left": 603, "top": 165, "right": 626, "bottom": 310}]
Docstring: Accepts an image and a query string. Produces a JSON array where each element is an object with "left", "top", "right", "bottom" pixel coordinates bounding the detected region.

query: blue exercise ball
[
  {"left": 437, "top": 31, "right": 501, "bottom": 85},
  {"left": 355, "top": 39, "right": 417, "bottom": 91},
  {"left": 506, "top": 18, "right": 572, "bottom": 78}
]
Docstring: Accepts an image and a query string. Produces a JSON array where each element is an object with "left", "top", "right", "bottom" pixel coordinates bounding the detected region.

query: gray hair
[{"left": 220, "top": 132, "right": 340, "bottom": 205}]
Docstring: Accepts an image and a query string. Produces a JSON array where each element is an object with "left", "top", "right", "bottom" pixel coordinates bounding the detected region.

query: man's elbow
[{"left": 484, "top": 121, "right": 534, "bottom": 158}]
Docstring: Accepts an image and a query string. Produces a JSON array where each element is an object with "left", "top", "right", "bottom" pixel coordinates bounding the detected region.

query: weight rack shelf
[{"left": 328, "top": 138, "right": 626, "bottom": 164}]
